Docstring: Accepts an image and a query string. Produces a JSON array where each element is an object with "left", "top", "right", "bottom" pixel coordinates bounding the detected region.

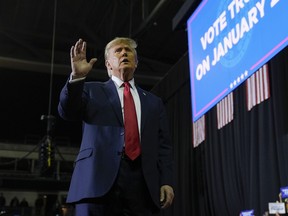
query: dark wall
[{"left": 152, "top": 47, "right": 288, "bottom": 216}]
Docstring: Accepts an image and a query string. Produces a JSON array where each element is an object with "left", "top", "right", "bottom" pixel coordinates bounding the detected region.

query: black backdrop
[{"left": 151, "top": 47, "right": 288, "bottom": 216}]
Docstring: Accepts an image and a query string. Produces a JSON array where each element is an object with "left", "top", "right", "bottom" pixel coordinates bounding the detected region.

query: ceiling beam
[
  {"left": 172, "top": 0, "right": 200, "bottom": 31},
  {"left": 0, "top": 56, "right": 162, "bottom": 86},
  {"left": 132, "top": 0, "right": 168, "bottom": 38}
]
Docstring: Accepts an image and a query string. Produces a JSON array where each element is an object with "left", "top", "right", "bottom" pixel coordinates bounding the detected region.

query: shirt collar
[{"left": 111, "top": 75, "right": 136, "bottom": 89}]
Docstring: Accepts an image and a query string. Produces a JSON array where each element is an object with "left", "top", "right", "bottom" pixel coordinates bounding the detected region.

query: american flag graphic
[
  {"left": 246, "top": 64, "right": 270, "bottom": 111},
  {"left": 217, "top": 92, "right": 234, "bottom": 129},
  {"left": 193, "top": 115, "right": 205, "bottom": 148}
]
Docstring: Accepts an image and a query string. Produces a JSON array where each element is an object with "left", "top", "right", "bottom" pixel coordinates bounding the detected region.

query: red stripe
[
  {"left": 217, "top": 92, "right": 234, "bottom": 129},
  {"left": 246, "top": 64, "right": 270, "bottom": 111},
  {"left": 193, "top": 115, "right": 205, "bottom": 147}
]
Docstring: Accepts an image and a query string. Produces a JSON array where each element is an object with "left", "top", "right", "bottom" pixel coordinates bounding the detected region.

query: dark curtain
[{"left": 152, "top": 47, "right": 288, "bottom": 216}]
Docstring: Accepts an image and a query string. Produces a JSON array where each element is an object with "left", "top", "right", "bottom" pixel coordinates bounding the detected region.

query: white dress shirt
[{"left": 111, "top": 75, "right": 141, "bottom": 135}]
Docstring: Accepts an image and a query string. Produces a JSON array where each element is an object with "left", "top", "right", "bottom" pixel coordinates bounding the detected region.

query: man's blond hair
[{"left": 104, "top": 37, "right": 138, "bottom": 60}]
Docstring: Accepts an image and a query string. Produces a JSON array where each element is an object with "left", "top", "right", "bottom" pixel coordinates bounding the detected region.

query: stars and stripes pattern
[
  {"left": 193, "top": 115, "right": 205, "bottom": 148},
  {"left": 246, "top": 64, "right": 270, "bottom": 111},
  {"left": 217, "top": 92, "right": 234, "bottom": 129},
  {"left": 192, "top": 64, "right": 270, "bottom": 145}
]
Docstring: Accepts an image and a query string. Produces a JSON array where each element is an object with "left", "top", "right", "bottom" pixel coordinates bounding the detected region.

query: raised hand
[{"left": 70, "top": 39, "right": 97, "bottom": 79}]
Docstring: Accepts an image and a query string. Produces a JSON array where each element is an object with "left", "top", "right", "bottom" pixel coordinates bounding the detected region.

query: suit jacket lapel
[
  {"left": 103, "top": 79, "right": 124, "bottom": 126},
  {"left": 137, "top": 87, "right": 148, "bottom": 133}
]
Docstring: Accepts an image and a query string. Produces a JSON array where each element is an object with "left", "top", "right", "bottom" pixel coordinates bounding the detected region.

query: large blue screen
[{"left": 187, "top": 0, "right": 288, "bottom": 122}]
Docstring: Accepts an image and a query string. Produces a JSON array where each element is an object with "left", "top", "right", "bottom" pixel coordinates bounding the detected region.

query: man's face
[{"left": 105, "top": 43, "right": 138, "bottom": 81}]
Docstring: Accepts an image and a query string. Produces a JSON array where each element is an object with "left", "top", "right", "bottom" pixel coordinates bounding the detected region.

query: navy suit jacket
[{"left": 58, "top": 78, "right": 173, "bottom": 208}]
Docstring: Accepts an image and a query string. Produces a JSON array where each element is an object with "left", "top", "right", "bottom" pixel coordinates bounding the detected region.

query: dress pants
[{"left": 74, "top": 155, "right": 160, "bottom": 216}]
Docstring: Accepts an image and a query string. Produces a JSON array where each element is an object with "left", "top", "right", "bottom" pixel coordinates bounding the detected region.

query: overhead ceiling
[{"left": 0, "top": 0, "right": 199, "bottom": 145}]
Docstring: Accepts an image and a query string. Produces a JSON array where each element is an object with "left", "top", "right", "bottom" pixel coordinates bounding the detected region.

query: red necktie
[{"left": 123, "top": 82, "right": 141, "bottom": 160}]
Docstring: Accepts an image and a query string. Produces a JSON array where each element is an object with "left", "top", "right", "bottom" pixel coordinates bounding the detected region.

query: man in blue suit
[{"left": 58, "top": 38, "right": 174, "bottom": 215}]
